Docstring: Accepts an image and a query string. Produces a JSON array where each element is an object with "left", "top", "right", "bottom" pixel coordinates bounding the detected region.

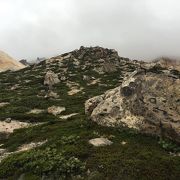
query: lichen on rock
[{"left": 85, "top": 70, "right": 180, "bottom": 143}]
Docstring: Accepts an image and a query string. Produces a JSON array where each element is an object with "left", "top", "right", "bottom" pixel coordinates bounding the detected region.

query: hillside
[
  {"left": 0, "top": 50, "right": 25, "bottom": 72},
  {"left": 0, "top": 46, "right": 179, "bottom": 180}
]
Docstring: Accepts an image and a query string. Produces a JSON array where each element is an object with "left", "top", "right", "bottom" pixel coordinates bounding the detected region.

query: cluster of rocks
[
  {"left": 44, "top": 70, "right": 60, "bottom": 90},
  {"left": 42, "top": 46, "right": 141, "bottom": 99},
  {"left": 85, "top": 69, "right": 180, "bottom": 143},
  {"left": 45, "top": 46, "right": 137, "bottom": 80}
]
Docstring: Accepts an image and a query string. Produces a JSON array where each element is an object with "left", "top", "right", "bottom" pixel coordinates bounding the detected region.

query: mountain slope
[
  {"left": 0, "top": 46, "right": 179, "bottom": 179},
  {"left": 0, "top": 50, "right": 25, "bottom": 72}
]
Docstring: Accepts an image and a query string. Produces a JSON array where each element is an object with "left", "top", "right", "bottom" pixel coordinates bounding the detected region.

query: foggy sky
[{"left": 0, "top": 0, "right": 180, "bottom": 61}]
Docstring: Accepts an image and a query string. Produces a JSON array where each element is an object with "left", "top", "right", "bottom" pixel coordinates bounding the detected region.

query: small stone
[
  {"left": 60, "top": 76, "right": 67, "bottom": 81},
  {"left": 0, "top": 102, "right": 10, "bottom": 108},
  {"left": 83, "top": 75, "right": 90, "bottom": 81},
  {"left": 5, "top": 118, "right": 11, "bottom": 123},
  {"left": 121, "top": 141, "right": 127, "bottom": 145},
  {"left": 47, "top": 106, "right": 66, "bottom": 116},
  {"left": 89, "top": 138, "right": 113, "bottom": 147},
  {"left": 10, "top": 84, "right": 19, "bottom": 90},
  {"left": 59, "top": 113, "right": 78, "bottom": 120},
  {"left": 27, "top": 109, "right": 44, "bottom": 114},
  {"left": 45, "top": 91, "right": 59, "bottom": 99},
  {"left": 149, "top": 98, "right": 156, "bottom": 104},
  {"left": 87, "top": 169, "right": 91, "bottom": 175}
]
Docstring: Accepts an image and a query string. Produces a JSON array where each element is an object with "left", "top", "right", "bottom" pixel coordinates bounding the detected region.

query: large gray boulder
[{"left": 85, "top": 70, "right": 180, "bottom": 143}]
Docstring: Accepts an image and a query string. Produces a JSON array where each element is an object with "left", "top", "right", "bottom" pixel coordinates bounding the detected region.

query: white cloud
[{"left": 0, "top": 0, "right": 180, "bottom": 60}]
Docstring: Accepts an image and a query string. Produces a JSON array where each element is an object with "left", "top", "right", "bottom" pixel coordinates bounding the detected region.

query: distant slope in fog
[{"left": 0, "top": 50, "right": 25, "bottom": 72}]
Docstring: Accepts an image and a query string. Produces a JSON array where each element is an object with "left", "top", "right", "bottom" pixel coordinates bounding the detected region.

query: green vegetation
[
  {"left": 0, "top": 144, "right": 85, "bottom": 179},
  {"left": 158, "top": 139, "right": 180, "bottom": 153},
  {"left": 0, "top": 58, "right": 180, "bottom": 180}
]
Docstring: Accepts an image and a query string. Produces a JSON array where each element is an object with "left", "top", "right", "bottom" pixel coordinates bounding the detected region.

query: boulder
[
  {"left": 44, "top": 71, "right": 60, "bottom": 89},
  {"left": 89, "top": 138, "right": 113, "bottom": 147},
  {"left": 47, "top": 106, "right": 65, "bottom": 116},
  {"left": 85, "top": 70, "right": 180, "bottom": 143}
]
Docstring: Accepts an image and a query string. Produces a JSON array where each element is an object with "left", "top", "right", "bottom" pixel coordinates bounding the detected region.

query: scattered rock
[
  {"left": 59, "top": 113, "right": 79, "bottom": 120},
  {"left": 19, "top": 59, "right": 30, "bottom": 66},
  {"left": 66, "top": 81, "right": 84, "bottom": 95},
  {"left": 153, "top": 57, "right": 180, "bottom": 71},
  {"left": 10, "top": 84, "right": 20, "bottom": 90},
  {"left": 45, "top": 91, "right": 59, "bottom": 99},
  {"left": 121, "top": 141, "right": 127, "bottom": 145},
  {"left": 60, "top": 76, "right": 67, "bottom": 81},
  {"left": 169, "top": 152, "right": 180, "bottom": 157},
  {"left": 0, "top": 140, "right": 47, "bottom": 163},
  {"left": 27, "top": 109, "right": 45, "bottom": 114},
  {"left": 0, "top": 120, "right": 36, "bottom": 133},
  {"left": 83, "top": 75, "right": 90, "bottom": 81},
  {"left": 47, "top": 106, "right": 66, "bottom": 116},
  {"left": 44, "top": 70, "right": 60, "bottom": 89},
  {"left": 89, "top": 138, "right": 113, "bottom": 147},
  {"left": 0, "top": 102, "right": 10, "bottom": 108},
  {"left": 68, "top": 87, "right": 84, "bottom": 96},
  {"left": 87, "top": 78, "right": 101, "bottom": 86},
  {"left": 18, "top": 140, "right": 47, "bottom": 152}
]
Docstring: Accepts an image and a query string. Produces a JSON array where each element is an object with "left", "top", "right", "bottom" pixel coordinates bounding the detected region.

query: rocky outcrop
[
  {"left": 44, "top": 71, "right": 60, "bottom": 89},
  {"left": 0, "top": 50, "right": 25, "bottom": 72},
  {"left": 46, "top": 46, "right": 134, "bottom": 76},
  {"left": 85, "top": 70, "right": 180, "bottom": 143},
  {"left": 47, "top": 106, "right": 66, "bottom": 116},
  {"left": 153, "top": 57, "right": 180, "bottom": 71}
]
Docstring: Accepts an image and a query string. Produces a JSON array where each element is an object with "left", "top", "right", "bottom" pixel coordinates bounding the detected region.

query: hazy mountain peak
[{"left": 0, "top": 50, "right": 25, "bottom": 72}]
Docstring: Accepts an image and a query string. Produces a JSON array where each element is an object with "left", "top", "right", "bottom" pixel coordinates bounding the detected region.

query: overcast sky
[{"left": 0, "top": 0, "right": 180, "bottom": 61}]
